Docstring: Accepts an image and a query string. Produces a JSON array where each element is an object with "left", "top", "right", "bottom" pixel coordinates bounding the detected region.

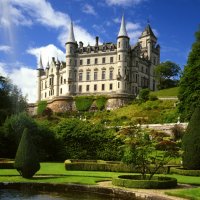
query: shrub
[
  {"left": 112, "top": 175, "right": 177, "bottom": 189},
  {"left": 149, "top": 94, "right": 158, "bottom": 101},
  {"left": 75, "top": 96, "right": 93, "bottom": 111},
  {"left": 182, "top": 106, "right": 200, "bottom": 169},
  {"left": 139, "top": 88, "right": 150, "bottom": 102},
  {"left": 37, "top": 101, "right": 47, "bottom": 115},
  {"left": 170, "top": 167, "right": 200, "bottom": 176},
  {"left": 14, "top": 128, "right": 40, "bottom": 178},
  {"left": 171, "top": 124, "right": 185, "bottom": 141},
  {"left": 96, "top": 96, "right": 107, "bottom": 110}
]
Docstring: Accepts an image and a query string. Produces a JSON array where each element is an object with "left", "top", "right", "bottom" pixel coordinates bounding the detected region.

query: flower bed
[{"left": 112, "top": 175, "right": 177, "bottom": 189}]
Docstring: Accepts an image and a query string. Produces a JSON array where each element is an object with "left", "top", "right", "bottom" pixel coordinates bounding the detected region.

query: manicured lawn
[{"left": 150, "top": 87, "right": 178, "bottom": 97}]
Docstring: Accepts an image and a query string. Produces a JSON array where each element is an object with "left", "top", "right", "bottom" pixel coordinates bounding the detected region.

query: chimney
[
  {"left": 79, "top": 41, "right": 83, "bottom": 48},
  {"left": 95, "top": 36, "right": 99, "bottom": 46}
]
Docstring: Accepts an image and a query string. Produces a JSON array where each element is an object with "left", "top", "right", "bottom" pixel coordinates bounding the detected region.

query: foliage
[
  {"left": 118, "top": 123, "right": 179, "bottom": 180},
  {"left": 150, "top": 87, "right": 178, "bottom": 97},
  {"left": 112, "top": 175, "right": 177, "bottom": 189},
  {"left": 75, "top": 96, "right": 93, "bottom": 111},
  {"left": 37, "top": 101, "right": 47, "bottom": 115},
  {"left": 154, "top": 61, "right": 181, "bottom": 89},
  {"left": 149, "top": 94, "right": 158, "bottom": 101},
  {"left": 0, "top": 74, "right": 27, "bottom": 125},
  {"left": 54, "top": 118, "right": 123, "bottom": 161},
  {"left": 95, "top": 96, "right": 107, "bottom": 110},
  {"left": 178, "top": 27, "right": 200, "bottom": 121},
  {"left": 182, "top": 106, "right": 200, "bottom": 170},
  {"left": 138, "top": 88, "right": 150, "bottom": 102},
  {"left": 170, "top": 167, "right": 200, "bottom": 176},
  {"left": 14, "top": 128, "right": 40, "bottom": 178},
  {"left": 171, "top": 124, "right": 185, "bottom": 141}
]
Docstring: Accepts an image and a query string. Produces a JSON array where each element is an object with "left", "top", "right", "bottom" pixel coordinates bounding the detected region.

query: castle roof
[
  {"left": 38, "top": 54, "right": 44, "bottom": 69},
  {"left": 67, "top": 21, "right": 76, "bottom": 43},
  {"left": 140, "top": 24, "right": 157, "bottom": 39},
  {"left": 118, "top": 14, "right": 128, "bottom": 38}
]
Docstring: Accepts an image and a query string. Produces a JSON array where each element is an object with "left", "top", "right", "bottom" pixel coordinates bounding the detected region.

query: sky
[{"left": 0, "top": 0, "right": 199, "bottom": 103}]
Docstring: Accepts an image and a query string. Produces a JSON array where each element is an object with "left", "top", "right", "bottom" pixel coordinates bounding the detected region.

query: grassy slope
[{"left": 150, "top": 87, "right": 178, "bottom": 97}]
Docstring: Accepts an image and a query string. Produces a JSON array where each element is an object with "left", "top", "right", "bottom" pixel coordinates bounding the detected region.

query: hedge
[
  {"left": 75, "top": 96, "right": 93, "bottom": 111},
  {"left": 65, "top": 160, "right": 168, "bottom": 173},
  {"left": 96, "top": 96, "right": 107, "bottom": 110},
  {"left": 170, "top": 167, "right": 200, "bottom": 176},
  {"left": 0, "top": 160, "right": 14, "bottom": 169},
  {"left": 112, "top": 175, "right": 177, "bottom": 189}
]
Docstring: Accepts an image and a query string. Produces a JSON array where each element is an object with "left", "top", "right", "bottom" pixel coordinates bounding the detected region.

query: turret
[
  {"left": 37, "top": 54, "right": 44, "bottom": 102},
  {"left": 117, "top": 14, "right": 129, "bottom": 93}
]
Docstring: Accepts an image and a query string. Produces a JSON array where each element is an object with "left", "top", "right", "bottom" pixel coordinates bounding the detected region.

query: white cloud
[
  {"left": 113, "top": 18, "right": 121, "bottom": 24},
  {"left": 27, "top": 44, "right": 65, "bottom": 68},
  {"left": 0, "top": 45, "right": 12, "bottom": 53},
  {"left": 105, "top": 0, "right": 145, "bottom": 6},
  {"left": 126, "top": 22, "right": 141, "bottom": 31},
  {"left": 5, "top": 0, "right": 96, "bottom": 46},
  {"left": 82, "top": 4, "right": 97, "bottom": 15},
  {"left": 126, "top": 22, "right": 142, "bottom": 44},
  {"left": 0, "top": 63, "right": 37, "bottom": 103}
]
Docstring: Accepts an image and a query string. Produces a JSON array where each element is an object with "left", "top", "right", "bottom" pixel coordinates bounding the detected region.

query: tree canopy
[
  {"left": 154, "top": 61, "right": 181, "bottom": 90},
  {"left": 0, "top": 74, "right": 27, "bottom": 125},
  {"left": 178, "top": 27, "right": 200, "bottom": 121}
]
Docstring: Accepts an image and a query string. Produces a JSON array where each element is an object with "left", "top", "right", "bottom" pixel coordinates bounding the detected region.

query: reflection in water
[{"left": 0, "top": 189, "right": 122, "bottom": 200}]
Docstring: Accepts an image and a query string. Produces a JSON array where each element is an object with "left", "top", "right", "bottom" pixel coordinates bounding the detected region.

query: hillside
[{"left": 150, "top": 87, "right": 178, "bottom": 97}]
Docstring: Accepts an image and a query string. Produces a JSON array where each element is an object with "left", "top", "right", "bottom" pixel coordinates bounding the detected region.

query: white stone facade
[{"left": 37, "top": 15, "right": 160, "bottom": 104}]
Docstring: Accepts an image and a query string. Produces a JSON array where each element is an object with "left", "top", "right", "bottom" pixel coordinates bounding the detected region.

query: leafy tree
[
  {"left": 178, "top": 27, "right": 200, "bottom": 121},
  {"left": 14, "top": 128, "right": 40, "bottom": 178},
  {"left": 154, "top": 61, "right": 181, "bottom": 89},
  {"left": 182, "top": 107, "right": 200, "bottom": 169},
  {"left": 118, "top": 123, "right": 179, "bottom": 180}
]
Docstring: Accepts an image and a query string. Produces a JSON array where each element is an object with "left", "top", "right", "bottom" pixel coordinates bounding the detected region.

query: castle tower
[
  {"left": 65, "top": 21, "right": 76, "bottom": 94},
  {"left": 55, "top": 57, "right": 60, "bottom": 96},
  {"left": 138, "top": 23, "right": 160, "bottom": 90},
  {"left": 117, "top": 14, "right": 129, "bottom": 93},
  {"left": 37, "top": 54, "right": 44, "bottom": 102}
]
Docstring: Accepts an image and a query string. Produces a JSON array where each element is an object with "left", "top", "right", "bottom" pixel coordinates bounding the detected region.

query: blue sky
[{"left": 0, "top": 0, "right": 199, "bottom": 103}]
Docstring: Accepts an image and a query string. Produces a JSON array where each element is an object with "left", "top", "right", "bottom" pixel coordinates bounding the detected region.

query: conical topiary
[
  {"left": 14, "top": 128, "right": 40, "bottom": 178},
  {"left": 182, "top": 106, "right": 200, "bottom": 169}
]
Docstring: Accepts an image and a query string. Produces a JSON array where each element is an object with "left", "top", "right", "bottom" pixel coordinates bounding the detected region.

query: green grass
[{"left": 150, "top": 87, "right": 178, "bottom": 97}]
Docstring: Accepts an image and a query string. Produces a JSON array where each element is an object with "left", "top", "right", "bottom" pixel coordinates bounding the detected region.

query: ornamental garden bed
[
  {"left": 171, "top": 167, "right": 200, "bottom": 176},
  {"left": 112, "top": 175, "right": 177, "bottom": 189}
]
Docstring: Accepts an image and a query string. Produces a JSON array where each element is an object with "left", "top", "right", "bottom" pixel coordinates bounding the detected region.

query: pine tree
[
  {"left": 178, "top": 27, "right": 200, "bottom": 121},
  {"left": 182, "top": 106, "right": 200, "bottom": 169},
  {"left": 14, "top": 128, "right": 40, "bottom": 178}
]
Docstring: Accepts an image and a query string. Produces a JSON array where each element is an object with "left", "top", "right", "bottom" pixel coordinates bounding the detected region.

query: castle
[{"left": 36, "top": 15, "right": 160, "bottom": 112}]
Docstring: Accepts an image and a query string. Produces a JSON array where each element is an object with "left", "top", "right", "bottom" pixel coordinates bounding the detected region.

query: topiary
[
  {"left": 182, "top": 106, "right": 200, "bottom": 169},
  {"left": 75, "top": 96, "right": 93, "bottom": 111},
  {"left": 96, "top": 96, "right": 107, "bottom": 110},
  {"left": 14, "top": 128, "right": 40, "bottom": 178}
]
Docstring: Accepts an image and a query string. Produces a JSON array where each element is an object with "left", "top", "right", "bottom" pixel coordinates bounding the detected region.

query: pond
[{"left": 0, "top": 189, "right": 122, "bottom": 200}]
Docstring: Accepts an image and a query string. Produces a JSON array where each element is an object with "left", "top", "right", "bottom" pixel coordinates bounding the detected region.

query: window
[
  {"left": 110, "top": 57, "right": 113, "bottom": 63},
  {"left": 118, "top": 82, "right": 120, "bottom": 88},
  {"left": 45, "top": 92, "right": 46, "bottom": 98},
  {"left": 69, "top": 85, "right": 71, "bottom": 92},
  {"left": 60, "top": 76, "right": 63, "bottom": 84},
  {"left": 118, "top": 55, "right": 120, "bottom": 61},
  {"left": 79, "top": 85, "right": 82, "bottom": 92},
  {"left": 102, "top": 57, "right": 105, "bottom": 64},
  {"left": 70, "top": 47, "right": 73, "bottom": 53},
  {"left": 109, "top": 70, "right": 113, "bottom": 80},
  {"left": 94, "top": 84, "right": 97, "bottom": 91},
  {"left": 94, "top": 71, "right": 98, "bottom": 80},
  {"left": 136, "top": 61, "right": 138, "bottom": 67},
  {"left": 75, "top": 60, "right": 77, "bottom": 66},
  {"left": 86, "top": 85, "right": 90, "bottom": 92},
  {"left": 86, "top": 71, "right": 90, "bottom": 81},
  {"left": 102, "top": 71, "right": 106, "bottom": 80},
  {"left": 64, "top": 79, "right": 66, "bottom": 84},
  {"left": 79, "top": 73, "right": 83, "bottom": 81},
  {"left": 87, "top": 59, "right": 90, "bottom": 65},
  {"left": 102, "top": 84, "right": 105, "bottom": 91},
  {"left": 80, "top": 59, "right": 83, "bottom": 65},
  {"left": 109, "top": 83, "right": 113, "bottom": 90},
  {"left": 118, "top": 42, "right": 120, "bottom": 48},
  {"left": 95, "top": 58, "right": 98, "bottom": 64},
  {"left": 70, "top": 59, "right": 72, "bottom": 65},
  {"left": 60, "top": 88, "right": 62, "bottom": 94}
]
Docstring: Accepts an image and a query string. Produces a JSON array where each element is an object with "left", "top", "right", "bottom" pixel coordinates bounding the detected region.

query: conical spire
[
  {"left": 140, "top": 24, "right": 157, "bottom": 39},
  {"left": 118, "top": 14, "right": 128, "bottom": 38},
  {"left": 38, "top": 54, "right": 43, "bottom": 69},
  {"left": 67, "top": 21, "right": 76, "bottom": 43},
  {"left": 46, "top": 59, "right": 50, "bottom": 69}
]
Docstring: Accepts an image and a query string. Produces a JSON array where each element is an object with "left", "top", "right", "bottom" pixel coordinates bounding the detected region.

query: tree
[
  {"left": 14, "top": 128, "right": 40, "bottom": 178},
  {"left": 138, "top": 88, "right": 150, "bottom": 102},
  {"left": 154, "top": 61, "right": 181, "bottom": 89},
  {"left": 178, "top": 27, "right": 200, "bottom": 121},
  {"left": 182, "top": 107, "right": 200, "bottom": 170},
  {"left": 118, "top": 123, "right": 179, "bottom": 180}
]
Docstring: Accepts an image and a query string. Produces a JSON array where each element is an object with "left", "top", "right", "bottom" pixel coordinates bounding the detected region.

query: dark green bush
[
  {"left": 149, "top": 94, "right": 158, "bottom": 101},
  {"left": 37, "top": 101, "right": 47, "bottom": 115},
  {"left": 75, "top": 96, "right": 93, "bottom": 111},
  {"left": 170, "top": 167, "right": 200, "bottom": 176},
  {"left": 112, "top": 175, "right": 177, "bottom": 189},
  {"left": 139, "top": 88, "right": 150, "bottom": 102},
  {"left": 182, "top": 106, "right": 200, "bottom": 169},
  {"left": 96, "top": 96, "right": 107, "bottom": 110},
  {"left": 0, "top": 160, "right": 14, "bottom": 169},
  {"left": 14, "top": 128, "right": 40, "bottom": 178}
]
